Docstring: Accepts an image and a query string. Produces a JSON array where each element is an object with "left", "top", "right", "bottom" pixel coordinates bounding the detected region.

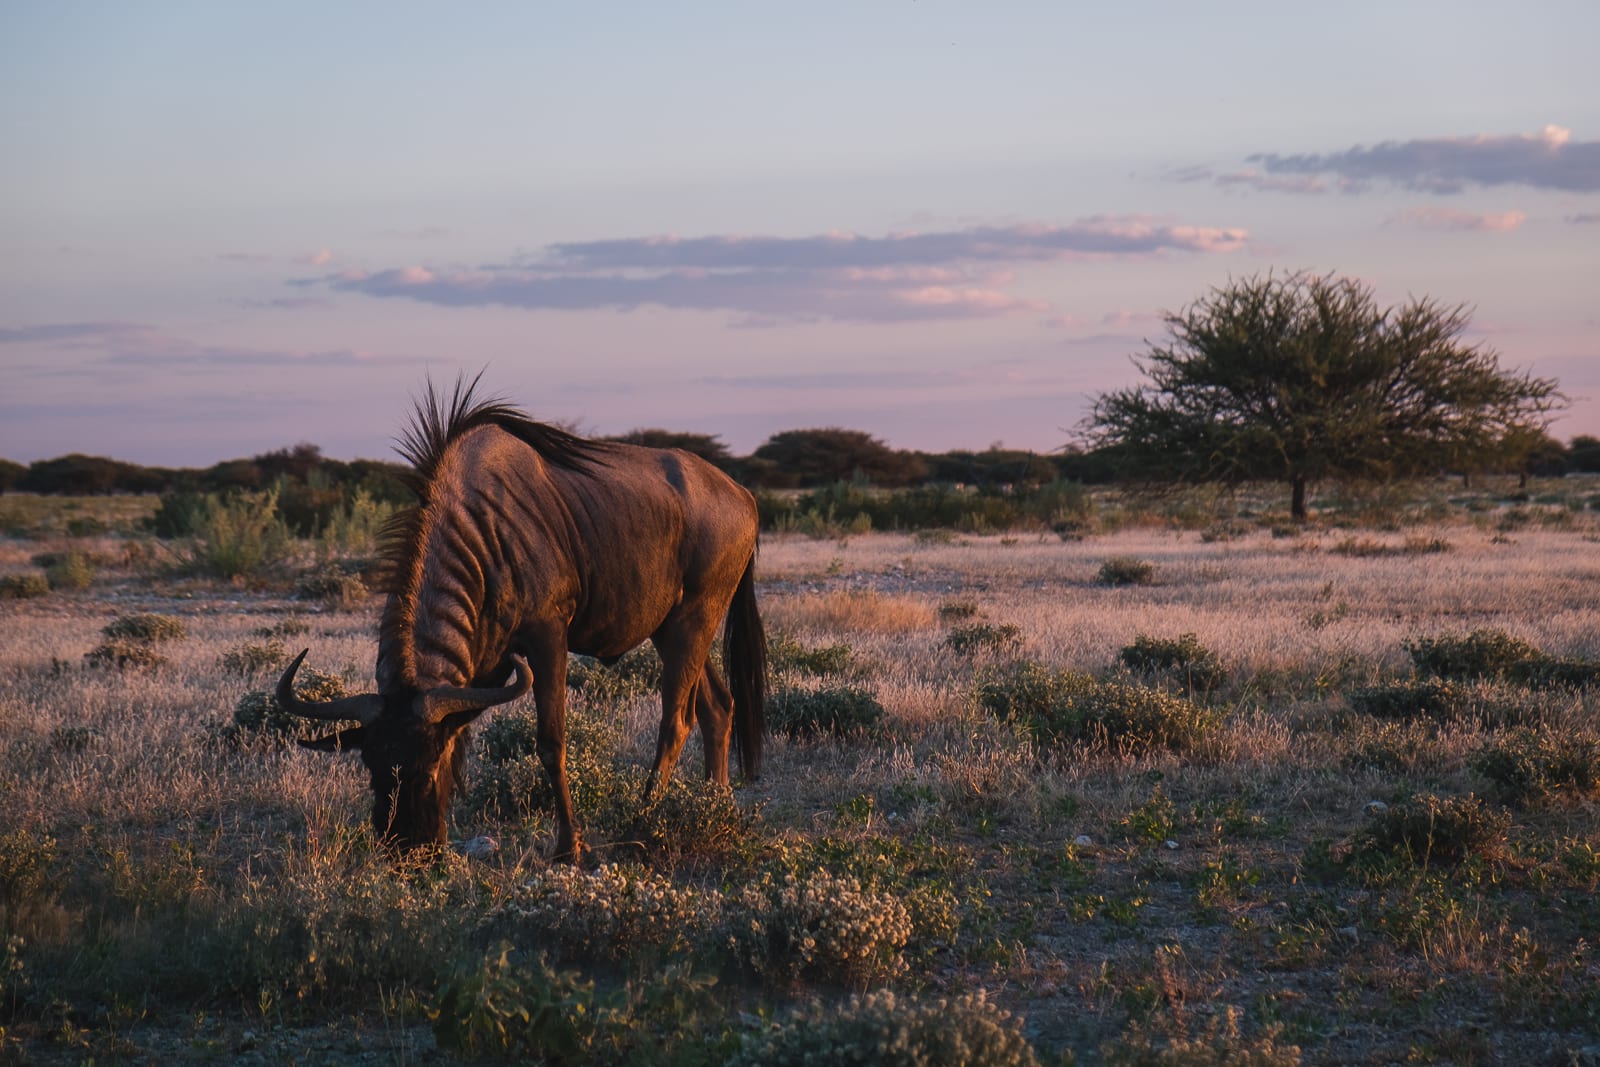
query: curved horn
[
  {"left": 276, "top": 649, "right": 384, "bottom": 725},
  {"left": 421, "top": 655, "right": 533, "bottom": 723}
]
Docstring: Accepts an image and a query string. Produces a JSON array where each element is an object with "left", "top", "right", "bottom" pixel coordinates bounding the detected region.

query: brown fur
[{"left": 292, "top": 376, "right": 767, "bottom": 858}]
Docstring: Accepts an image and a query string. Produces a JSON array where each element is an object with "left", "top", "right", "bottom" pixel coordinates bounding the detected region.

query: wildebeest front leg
[{"left": 527, "top": 641, "right": 582, "bottom": 862}]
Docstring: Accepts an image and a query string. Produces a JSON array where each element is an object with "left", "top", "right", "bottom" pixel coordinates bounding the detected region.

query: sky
[{"left": 3, "top": 1, "right": 1598, "bottom": 467}]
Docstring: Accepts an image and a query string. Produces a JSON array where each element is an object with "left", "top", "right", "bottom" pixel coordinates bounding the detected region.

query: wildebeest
[{"left": 276, "top": 378, "right": 766, "bottom": 861}]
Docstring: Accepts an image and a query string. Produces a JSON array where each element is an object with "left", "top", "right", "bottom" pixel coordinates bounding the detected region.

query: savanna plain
[{"left": 2, "top": 481, "right": 1600, "bottom": 1065}]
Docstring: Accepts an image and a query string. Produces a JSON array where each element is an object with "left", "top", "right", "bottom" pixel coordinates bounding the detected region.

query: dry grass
[{"left": 3, "top": 497, "right": 1600, "bottom": 1063}]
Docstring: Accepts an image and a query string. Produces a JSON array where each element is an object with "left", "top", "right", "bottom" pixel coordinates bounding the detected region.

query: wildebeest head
[{"left": 276, "top": 650, "right": 532, "bottom": 850}]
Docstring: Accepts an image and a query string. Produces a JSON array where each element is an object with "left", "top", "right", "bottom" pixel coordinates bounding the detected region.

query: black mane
[{"left": 377, "top": 374, "right": 608, "bottom": 607}]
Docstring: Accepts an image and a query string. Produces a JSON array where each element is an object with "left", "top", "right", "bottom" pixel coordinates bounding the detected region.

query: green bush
[
  {"left": 566, "top": 646, "right": 663, "bottom": 706},
  {"left": 1508, "top": 657, "right": 1600, "bottom": 690},
  {"left": 0, "top": 573, "right": 49, "bottom": 600},
  {"left": 148, "top": 490, "right": 209, "bottom": 538},
  {"left": 220, "top": 639, "right": 288, "bottom": 675},
  {"left": 84, "top": 640, "right": 166, "bottom": 670},
  {"left": 44, "top": 551, "right": 95, "bottom": 591},
  {"left": 1119, "top": 633, "right": 1226, "bottom": 693},
  {"left": 770, "top": 685, "right": 886, "bottom": 739},
  {"left": 729, "top": 989, "right": 1040, "bottom": 1067},
  {"left": 1345, "top": 678, "right": 1537, "bottom": 727},
  {"left": 102, "top": 613, "right": 187, "bottom": 643},
  {"left": 228, "top": 666, "right": 354, "bottom": 743},
  {"left": 1404, "top": 628, "right": 1543, "bottom": 680},
  {"left": 1098, "top": 556, "right": 1155, "bottom": 586},
  {"left": 432, "top": 945, "right": 723, "bottom": 1064},
  {"left": 185, "top": 489, "right": 293, "bottom": 579},
  {"left": 944, "top": 622, "right": 1023, "bottom": 656},
  {"left": 1470, "top": 727, "right": 1600, "bottom": 806},
  {"left": 296, "top": 563, "right": 371, "bottom": 607},
  {"left": 1344, "top": 793, "right": 1510, "bottom": 871},
  {"left": 769, "top": 632, "right": 856, "bottom": 677},
  {"left": 977, "top": 662, "right": 1219, "bottom": 755}
]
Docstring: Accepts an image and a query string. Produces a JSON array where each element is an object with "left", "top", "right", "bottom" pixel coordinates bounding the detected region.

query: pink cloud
[
  {"left": 1387, "top": 207, "right": 1528, "bottom": 232},
  {"left": 295, "top": 249, "right": 336, "bottom": 266}
]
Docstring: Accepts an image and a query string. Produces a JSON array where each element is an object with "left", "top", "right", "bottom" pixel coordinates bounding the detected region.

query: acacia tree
[{"left": 1084, "top": 272, "right": 1564, "bottom": 520}]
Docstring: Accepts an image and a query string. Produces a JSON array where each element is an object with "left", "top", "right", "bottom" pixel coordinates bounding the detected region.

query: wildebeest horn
[
  {"left": 422, "top": 655, "right": 533, "bottom": 723},
  {"left": 276, "top": 649, "right": 384, "bottom": 725}
]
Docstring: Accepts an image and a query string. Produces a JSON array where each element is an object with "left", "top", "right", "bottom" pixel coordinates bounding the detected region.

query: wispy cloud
[
  {"left": 2, "top": 320, "right": 418, "bottom": 373},
  {"left": 294, "top": 249, "right": 336, "bottom": 266},
  {"left": 1567, "top": 212, "right": 1600, "bottom": 225},
  {"left": 1387, "top": 207, "right": 1529, "bottom": 232},
  {"left": 310, "top": 218, "right": 1249, "bottom": 324},
  {"left": 1247, "top": 125, "right": 1600, "bottom": 194}
]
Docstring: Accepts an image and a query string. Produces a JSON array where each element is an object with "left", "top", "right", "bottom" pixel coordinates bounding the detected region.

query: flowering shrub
[
  {"left": 732, "top": 869, "right": 913, "bottom": 985},
  {"left": 729, "top": 989, "right": 1040, "bottom": 1067},
  {"left": 495, "top": 863, "right": 721, "bottom": 962}
]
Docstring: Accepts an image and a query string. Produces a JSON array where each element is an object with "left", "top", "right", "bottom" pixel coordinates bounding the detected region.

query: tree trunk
[{"left": 1291, "top": 474, "right": 1308, "bottom": 522}]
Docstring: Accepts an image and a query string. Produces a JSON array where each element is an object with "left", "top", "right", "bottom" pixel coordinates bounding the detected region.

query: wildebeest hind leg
[
  {"left": 645, "top": 611, "right": 720, "bottom": 801},
  {"left": 696, "top": 663, "right": 734, "bottom": 786}
]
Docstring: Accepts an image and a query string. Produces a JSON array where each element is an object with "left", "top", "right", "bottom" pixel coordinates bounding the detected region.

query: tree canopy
[
  {"left": 1084, "top": 271, "right": 1565, "bottom": 519},
  {"left": 747, "top": 428, "right": 927, "bottom": 488}
]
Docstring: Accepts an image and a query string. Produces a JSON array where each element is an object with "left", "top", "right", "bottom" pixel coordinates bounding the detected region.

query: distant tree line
[{"left": 2, "top": 426, "right": 1596, "bottom": 507}]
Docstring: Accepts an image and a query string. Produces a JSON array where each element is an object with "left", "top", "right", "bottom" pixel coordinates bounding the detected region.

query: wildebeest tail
[{"left": 725, "top": 553, "right": 766, "bottom": 779}]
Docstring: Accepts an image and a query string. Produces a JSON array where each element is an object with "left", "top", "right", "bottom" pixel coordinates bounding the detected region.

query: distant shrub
[
  {"left": 769, "top": 632, "right": 856, "bottom": 677},
  {"left": 1346, "top": 679, "right": 1474, "bottom": 722},
  {"left": 1344, "top": 793, "right": 1510, "bottom": 871},
  {"left": 148, "top": 490, "right": 209, "bottom": 539},
  {"left": 1345, "top": 678, "right": 1542, "bottom": 728},
  {"left": 729, "top": 989, "right": 1040, "bottom": 1067},
  {"left": 1404, "top": 628, "right": 1544, "bottom": 680},
  {"left": 44, "top": 551, "right": 95, "bottom": 591},
  {"left": 1470, "top": 727, "right": 1600, "bottom": 807},
  {"left": 1119, "top": 633, "right": 1226, "bottom": 693},
  {"left": 103, "top": 613, "right": 187, "bottom": 643},
  {"left": 937, "top": 600, "right": 979, "bottom": 621},
  {"left": 220, "top": 639, "right": 288, "bottom": 675},
  {"left": 186, "top": 489, "right": 293, "bottom": 579},
  {"left": 1331, "top": 536, "right": 1451, "bottom": 558},
  {"left": 1098, "top": 556, "right": 1155, "bottom": 586},
  {"left": 253, "top": 615, "right": 311, "bottom": 639},
  {"left": 229, "top": 665, "right": 354, "bottom": 743},
  {"left": 1509, "top": 658, "right": 1600, "bottom": 690},
  {"left": 1343, "top": 722, "right": 1450, "bottom": 775},
  {"left": 977, "top": 662, "right": 1219, "bottom": 756},
  {"left": 944, "top": 622, "right": 1022, "bottom": 656},
  {"left": 296, "top": 563, "right": 369, "bottom": 607},
  {"left": 0, "top": 573, "right": 49, "bottom": 600},
  {"left": 84, "top": 640, "right": 165, "bottom": 670},
  {"left": 770, "top": 685, "right": 886, "bottom": 739},
  {"left": 316, "top": 490, "right": 397, "bottom": 556}
]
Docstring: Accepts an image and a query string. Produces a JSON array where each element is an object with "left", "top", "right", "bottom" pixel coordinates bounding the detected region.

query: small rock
[
  {"left": 1163, "top": 839, "right": 1179, "bottom": 850},
  {"left": 1366, "top": 800, "right": 1389, "bottom": 814},
  {"left": 1073, "top": 835, "right": 1094, "bottom": 847},
  {"left": 455, "top": 835, "right": 499, "bottom": 859}
]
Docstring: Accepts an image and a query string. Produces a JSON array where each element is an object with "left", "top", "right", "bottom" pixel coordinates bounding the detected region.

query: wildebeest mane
[{"left": 376, "top": 374, "right": 611, "bottom": 638}]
